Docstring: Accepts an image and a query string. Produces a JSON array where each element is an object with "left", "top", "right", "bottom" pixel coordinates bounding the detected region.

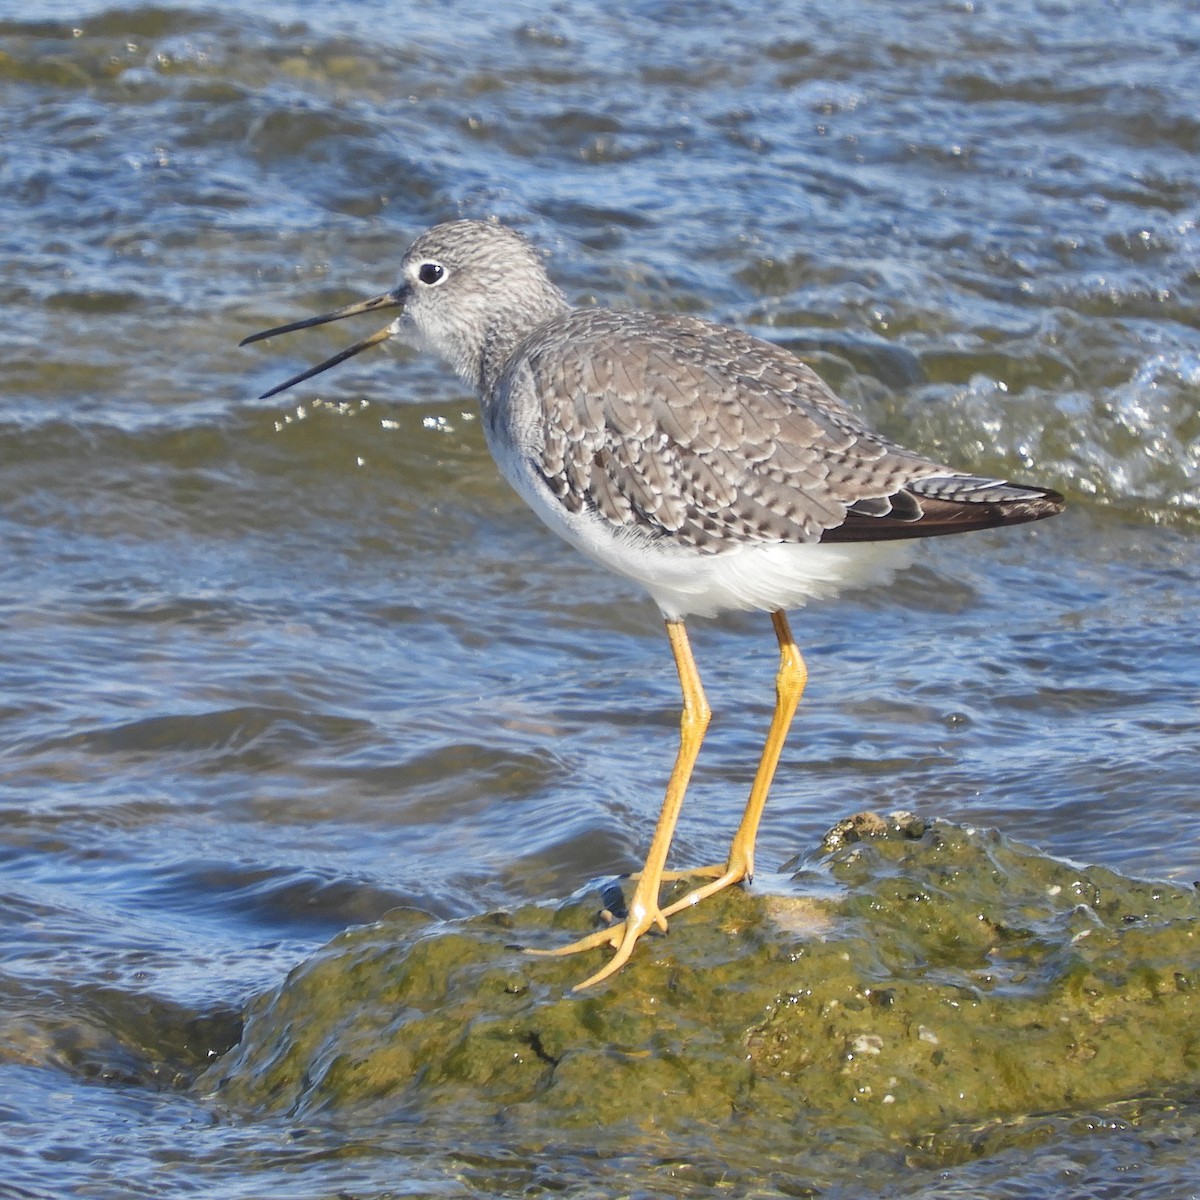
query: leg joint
[
  {"left": 775, "top": 652, "right": 807, "bottom": 694},
  {"left": 681, "top": 694, "right": 712, "bottom": 734}
]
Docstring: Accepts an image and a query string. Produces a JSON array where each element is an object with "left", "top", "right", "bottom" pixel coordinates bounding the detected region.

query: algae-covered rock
[{"left": 201, "top": 816, "right": 1200, "bottom": 1147}]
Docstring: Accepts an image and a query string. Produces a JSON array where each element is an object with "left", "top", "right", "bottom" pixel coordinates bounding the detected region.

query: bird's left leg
[{"left": 525, "top": 618, "right": 711, "bottom": 989}]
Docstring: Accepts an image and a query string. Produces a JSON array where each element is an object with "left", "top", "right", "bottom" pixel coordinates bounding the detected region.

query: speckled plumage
[{"left": 507, "top": 305, "right": 987, "bottom": 549}]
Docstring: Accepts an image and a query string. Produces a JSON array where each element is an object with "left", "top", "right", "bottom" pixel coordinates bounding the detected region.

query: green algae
[{"left": 201, "top": 815, "right": 1200, "bottom": 1156}]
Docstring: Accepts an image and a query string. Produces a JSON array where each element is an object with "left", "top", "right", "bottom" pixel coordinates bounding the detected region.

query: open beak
[{"left": 240, "top": 288, "right": 408, "bottom": 400}]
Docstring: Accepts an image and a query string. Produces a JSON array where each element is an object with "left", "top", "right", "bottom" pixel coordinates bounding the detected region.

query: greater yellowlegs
[{"left": 241, "top": 219, "right": 1064, "bottom": 989}]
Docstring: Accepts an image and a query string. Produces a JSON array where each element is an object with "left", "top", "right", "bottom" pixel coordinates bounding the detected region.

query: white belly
[{"left": 490, "top": 433, "right": 911, "bottom": 621}]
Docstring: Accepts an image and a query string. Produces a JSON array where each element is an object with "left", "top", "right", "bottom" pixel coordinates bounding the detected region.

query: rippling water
[{"left": 2, "top": 1, "right": 1198, "bottom": 1196}]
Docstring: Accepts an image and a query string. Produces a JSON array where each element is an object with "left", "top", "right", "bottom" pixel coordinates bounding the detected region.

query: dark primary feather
[
  {"left": 828, "top": 476, "right": 1065, "bottom": 542},
  {"left": 511, "top": 308, "right": 1063, "bottom": 550}
]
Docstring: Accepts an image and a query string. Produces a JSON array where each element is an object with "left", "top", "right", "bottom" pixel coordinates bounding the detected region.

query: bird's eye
[{"left": 418, "top": 262, "right": 445, "bottom": 286}]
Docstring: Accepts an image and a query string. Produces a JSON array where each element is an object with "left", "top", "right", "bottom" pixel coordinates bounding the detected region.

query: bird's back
[{"left": 488, "top": 306, "right": 1063, "bottom": 557}]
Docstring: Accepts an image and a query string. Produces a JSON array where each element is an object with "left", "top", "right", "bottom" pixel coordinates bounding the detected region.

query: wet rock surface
[{"left": 203, "top": 815, "right": 1200, "bottom": 1151}]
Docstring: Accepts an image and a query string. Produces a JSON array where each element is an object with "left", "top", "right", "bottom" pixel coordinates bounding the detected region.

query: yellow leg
[
  {"left": 659, "top": 610, "right": 807, "bottom": 921},
  {"left": 526, "top": 619, "right": 711, "bottom": 989}
]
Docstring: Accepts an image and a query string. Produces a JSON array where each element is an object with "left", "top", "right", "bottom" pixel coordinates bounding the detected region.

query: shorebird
[{"left": 241, "top": 219, "right": 1064, "bottom": 989}]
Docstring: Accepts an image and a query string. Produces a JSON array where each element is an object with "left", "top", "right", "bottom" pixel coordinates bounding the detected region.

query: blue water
[{"left": 1, "top": 1, "right": 1198, "bottom": 1195}]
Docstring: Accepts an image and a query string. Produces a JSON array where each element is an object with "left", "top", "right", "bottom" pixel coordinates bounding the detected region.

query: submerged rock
[{"left": 201, "top": 815, "right": 1200, "bottom": 1148}]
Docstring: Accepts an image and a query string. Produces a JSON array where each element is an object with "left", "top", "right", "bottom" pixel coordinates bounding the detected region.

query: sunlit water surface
[{"left": 1, "top": 1, "right": 1198, "bottom": 1196}]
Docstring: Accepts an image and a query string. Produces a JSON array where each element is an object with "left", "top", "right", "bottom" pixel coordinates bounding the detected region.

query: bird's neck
[{"left": 473, "top": 288, "right": 570, "bottom": 397}]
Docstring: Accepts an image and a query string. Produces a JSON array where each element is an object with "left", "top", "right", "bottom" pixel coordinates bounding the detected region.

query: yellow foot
[
  {"left": 525, "top": 900, "right": 671, "bottom": 990},
  {"left": 525, "top": 859, "right": 752, "bottom": 990}
]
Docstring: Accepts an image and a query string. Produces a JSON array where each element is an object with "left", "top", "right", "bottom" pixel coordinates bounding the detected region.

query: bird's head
[{"left": 241, "top": 219, "right": 567, "bottom": 398}]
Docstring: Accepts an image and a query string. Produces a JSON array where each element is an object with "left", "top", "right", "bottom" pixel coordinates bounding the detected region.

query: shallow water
[{"left": 1, "top": 1, "right": 1198, "bottom": 1196}]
